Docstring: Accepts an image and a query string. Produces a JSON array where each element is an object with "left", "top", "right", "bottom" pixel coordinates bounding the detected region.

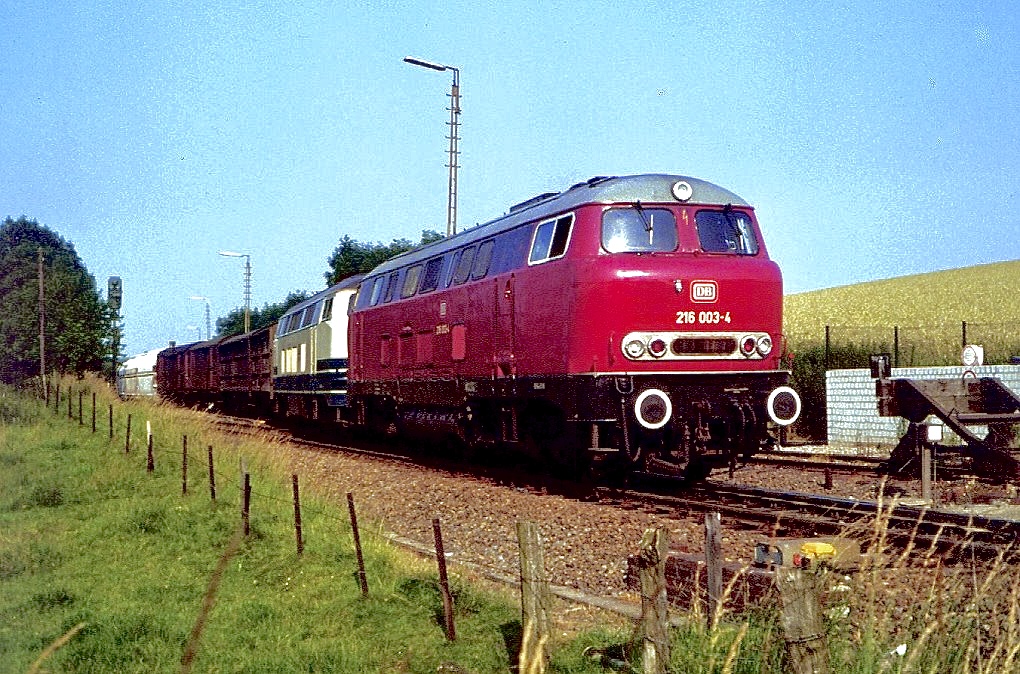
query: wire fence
[{"left": 788, "top": 320, "right": 1020, "bottom": 370}]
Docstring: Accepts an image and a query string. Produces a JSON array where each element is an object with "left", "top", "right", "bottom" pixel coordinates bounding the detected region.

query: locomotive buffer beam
[{"left": 875, "top": 373, "right": 1020, "bottom": 480}]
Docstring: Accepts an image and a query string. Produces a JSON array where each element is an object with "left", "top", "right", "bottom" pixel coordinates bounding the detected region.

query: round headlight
[
  {"left": 648, "top": 338, "right": 667, "bottom": 358},
  {"left": 740, "top": 335, "right": 757, "bottom": 356},
  {"left": 624, "top": 339, "right": 646, "bottom": 359},
  {"left": 756, "top": 335, "right": 773, "bottom": 357}
]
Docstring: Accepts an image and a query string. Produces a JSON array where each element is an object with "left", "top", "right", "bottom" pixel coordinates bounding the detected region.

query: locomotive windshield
[
  {"left": 601, "top": 207, "right": 678, "bottom": 253},
  {"left": 695, "top": 209, "right": 759, "bottom": 255}
]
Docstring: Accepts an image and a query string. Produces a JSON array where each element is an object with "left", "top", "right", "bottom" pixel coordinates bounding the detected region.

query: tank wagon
[{"left": 155, "top": 174, "right": 799, "bottom": 480}]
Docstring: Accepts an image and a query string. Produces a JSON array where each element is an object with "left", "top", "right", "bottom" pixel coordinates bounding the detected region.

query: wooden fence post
[
  {"left": 636, "top": 527, "right": 671, "bottom": 674},
  {"left": 291, "top": 474, "right": 303, "bottom": 555},
  {"left": 777, "top": 568, "right": 831, "bottom": 674},
  {"left": 146, "top": 420, "right": 154, "bottom": 473},
  {"left": 91, "top": 392, "right": 96, "bottom": 433},
  {"left": 124, "top": 414, "right": 132, "bottom": 453},
  {"left": 182, "top": 435, "right": 188, "bottom": 495},
  {"left": 242, "top": 469, "right": 251, "bottom": 537},
  {"left": 705, "top": 512, "right": 723, "bottom": 628},
  {"left": 207, "top": 445, "right": 216, "bottom": 501},
  {"left": 67, "top": 388, "right": 72, "bottom": 419},
  {"left": 347, "top": 492, "right": 369, "bottom": 596},
  {"left": 517, "top": 520, "right": 551, "bottom": 674},
  {"left": 108, "top": 404, "right": 113, "bottom": 440},
  {"left": 78, "top": 391, "right": 83, "bottom": 425},
  {"left": 432, "top": 518, "right": 456, "bottom": 641}
]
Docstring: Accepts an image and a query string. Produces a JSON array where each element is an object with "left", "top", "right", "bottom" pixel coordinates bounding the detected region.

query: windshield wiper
[
  {"left": 722, "top": 203, "right": 745, "bottom": 251},
  {"left": 634, "top": 200, "right": 656, "bottom": 246}
]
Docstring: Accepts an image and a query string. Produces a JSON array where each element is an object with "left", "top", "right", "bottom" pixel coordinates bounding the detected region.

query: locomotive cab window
[
  {"left": 695, "top": 208, "right": 759, "bottom": 255},
  {"left": 601, "top": 207, "right": 678, "bottom": 253},
  {"left": 528, "top": 214, "right": 573, "bottom": 265}
]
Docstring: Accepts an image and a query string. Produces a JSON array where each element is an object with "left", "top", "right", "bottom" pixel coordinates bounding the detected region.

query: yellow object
[{"left": 800, "top": 541, "right": 836, "bottom": 559}]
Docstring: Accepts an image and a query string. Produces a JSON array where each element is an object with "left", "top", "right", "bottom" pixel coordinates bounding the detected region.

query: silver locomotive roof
[{"left": 367, "top": 174, "right": 750, "bottom": 276}]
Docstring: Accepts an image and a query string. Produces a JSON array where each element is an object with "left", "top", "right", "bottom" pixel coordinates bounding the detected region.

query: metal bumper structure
[{"left": 874, "top": 360, "right": 1020, "bottom": 479}]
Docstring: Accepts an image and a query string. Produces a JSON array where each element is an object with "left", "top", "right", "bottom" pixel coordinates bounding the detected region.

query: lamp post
[
  {"left": 404, "top": 55, "right": 460, "bottom": 237},
  {"left": 218, "top": 251, "right": 251, "bottom": 333},
  {"left": 189, "top": 295, "right": 212, "bottom": 340}
]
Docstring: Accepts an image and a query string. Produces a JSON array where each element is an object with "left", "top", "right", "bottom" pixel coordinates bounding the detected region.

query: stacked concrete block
[{"left": 825, "top": 365, "right": 1020, "bottom": 448}]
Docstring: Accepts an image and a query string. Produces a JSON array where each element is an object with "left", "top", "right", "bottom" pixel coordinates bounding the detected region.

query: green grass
[
  {"left": 1, "top": 384, "right": 534, "bottom": 673},
  {"left": 11, "top": 381, "right": 1020, "bottom": 673}
]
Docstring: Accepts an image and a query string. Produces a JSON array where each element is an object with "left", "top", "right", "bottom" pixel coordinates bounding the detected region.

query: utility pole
[
  {"left": 108, "top": 277, "right": 123, "bottom": 382},
  {"left": 38, "top": 248, "right": 46, "bottom": 398}
]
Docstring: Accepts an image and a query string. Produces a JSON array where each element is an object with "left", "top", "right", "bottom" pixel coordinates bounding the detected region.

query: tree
[
  {"left": 0, "top": 217, "right": 118, "bottom": 384},
  {"left": 216, "top": 229, "right": 444, "bottom": 339},
  {"left": 324, "top": 230, "right": 443, "bottom": 286},
  {"left": 215, "top": 291, "right": 310, "bottom": 339}
]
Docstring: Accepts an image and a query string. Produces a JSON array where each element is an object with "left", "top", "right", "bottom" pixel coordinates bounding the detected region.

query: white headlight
[
  {"left": 756, "top": 335, "right": 773, "bottom": 357},
  {"left": 624, "top": 339, "right": 646, "bottom": 359}
]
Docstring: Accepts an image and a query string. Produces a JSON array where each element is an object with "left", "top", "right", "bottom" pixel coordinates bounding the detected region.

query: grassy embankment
[{"left": 7, "top": 378, "right": 1020, "bottom": 672}]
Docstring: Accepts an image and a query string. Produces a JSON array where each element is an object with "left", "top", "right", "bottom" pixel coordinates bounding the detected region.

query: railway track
[
  {"left": 747, "top": 448, "right": 886, "bottom": 474},
  {"left": 600, "top": 480, "right": 1020, "bottom": 562},
  {"left": 214, "top": 414, "right": 1020, "bottom": 563}
]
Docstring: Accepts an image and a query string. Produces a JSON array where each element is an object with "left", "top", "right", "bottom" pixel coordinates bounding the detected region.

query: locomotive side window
[
  {"left": 471, "top": 239, "right": 495, "bottom": 279},
  {"left": 452, "top": 245, "right": 476, "bottom": 285},
  {"left": 402, "top": 265, "right": 422, "bottom": 298},
  {"left": 300, "top": 302, "right": 319, "bottom": 328},
  {"left": 418, "top": 256, "right": 444, "bottom": 294},
  {"left": 695, "top": 209, "right": 759, "bottom": 255},
  {"left": 369, "top": 277, "right": 385, "bottom": 306},
  {"left": 601, "top": 207, "right": 678, "bottom": 253},
  {"left": 383, "top": 272, "right": 400, "bottom": 303},
  {"left": 528, "top": 214, "right": 574, "bottom": 265}
]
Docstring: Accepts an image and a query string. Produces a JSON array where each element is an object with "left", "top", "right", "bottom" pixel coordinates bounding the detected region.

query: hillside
[{"left": 783, "top": 259, "right": 1020, "bottom": 353}]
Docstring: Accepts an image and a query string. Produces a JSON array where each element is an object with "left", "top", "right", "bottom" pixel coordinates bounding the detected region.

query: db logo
[{"left": 690, "top": 280, "right": 718, "bottom": 303}]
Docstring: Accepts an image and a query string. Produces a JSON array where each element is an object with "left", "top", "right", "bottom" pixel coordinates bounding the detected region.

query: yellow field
[{"left": 783, "top": 259, "right": 1020, "bottom": 365}]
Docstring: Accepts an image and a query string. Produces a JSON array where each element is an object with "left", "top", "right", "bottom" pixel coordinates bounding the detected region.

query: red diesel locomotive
[{"left": 348, "top": 174, "right": 800, "bottom": 478}]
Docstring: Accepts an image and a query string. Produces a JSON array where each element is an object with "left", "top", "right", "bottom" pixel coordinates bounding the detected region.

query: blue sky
[{"left": 3, "top": 1, "right": 1018, "bottom": 354}]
